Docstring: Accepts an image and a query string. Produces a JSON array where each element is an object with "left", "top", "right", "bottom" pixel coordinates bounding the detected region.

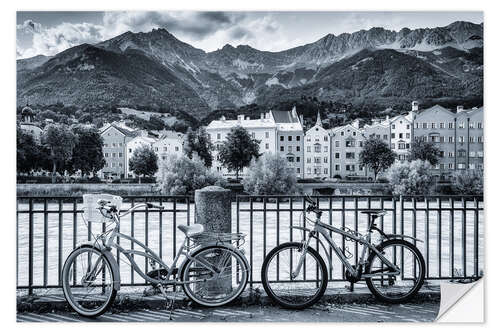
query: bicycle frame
[
  {"left": 292, "top": 215, "right": 401, "bottom": 279},
  {"left": 87, "top": 206, "right": 228, "bottom": 287}
]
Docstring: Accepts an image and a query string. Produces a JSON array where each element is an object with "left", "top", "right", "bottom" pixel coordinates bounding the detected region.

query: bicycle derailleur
[{"left": 345, "top": 265, "right": 363, "bottom": 283}]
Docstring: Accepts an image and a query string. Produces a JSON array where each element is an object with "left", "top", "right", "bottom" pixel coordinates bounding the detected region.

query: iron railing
[{"left": 16, "top": 195, "right": 483, "bottom": 295}]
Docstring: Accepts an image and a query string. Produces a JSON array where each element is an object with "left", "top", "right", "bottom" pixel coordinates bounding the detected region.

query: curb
[{"left": 17, "top": 286, "right": 440, "bottom": 313}]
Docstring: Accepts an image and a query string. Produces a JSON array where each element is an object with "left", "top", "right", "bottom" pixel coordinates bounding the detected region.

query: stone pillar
[{"left": 194, "top": 186, "right": 232, "bottom": 296}]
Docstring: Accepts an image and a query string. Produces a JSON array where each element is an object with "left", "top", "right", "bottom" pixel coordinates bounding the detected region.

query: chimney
[
  {"left": 221, "top": 115, "right": 226, "bottom": 122},
  {"left": 457, "top": 105, "right": 464, "bottom": 113},
  {"left": 411, "top": 101, "right": 419, "bottom": 111},
  {"left": 352, "top": 119, "right": 360, "bottom": 128}
]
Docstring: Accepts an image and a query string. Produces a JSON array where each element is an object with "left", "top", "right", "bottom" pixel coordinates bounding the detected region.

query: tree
[
  {"left": 159, "top": 154, "right": 227, "bottom": 195},
  {"left": 386, "top": 160, "right": 435, "bottom": 196},
  {"left": 409, "top": 138, "right": 441, "bottom": 166},
  {"left": 17, "top": 127, "right": 46, "bottom": 174},
  {"left": 71, "top": 125, "right": 105, "bottom": 177},
  {"left": 41, "top": 124, "right": 76, "bottom": 183},
  {"left": 184, "top": 127, "right": 214, "bottom": 167},
  {"left": 129, "top": 145, "right": 158, "bottom": 183},
  {"left": 453, "top": 170, "right": 483, "bottom": 195},
  {"left": 243, "top": 153, "right": 299, "bottom": 195},
  {"left": 218, "top": 126, "right": 261, "bottom": 180},
  {"left": 359, "top": 138, "right": 396, "bottom": 181}
]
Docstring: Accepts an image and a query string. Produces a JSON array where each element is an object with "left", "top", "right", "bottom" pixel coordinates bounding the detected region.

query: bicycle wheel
[
  {"left": 181, "top": 245, "right": 249, "bottom": 307},
  {"left": 261, "top": 242, "right": 328, "bottom": 309},
  {"left": 365, "top": 239, "right": 426, "bottom": 303},
  {"left": 62, "top": 245, "right": 117, "bottom": 317}
]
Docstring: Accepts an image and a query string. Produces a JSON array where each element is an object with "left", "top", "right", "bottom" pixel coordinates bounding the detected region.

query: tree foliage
[
  {"left": 242, "top": 154, "right": 299, "bottom": 195},
  {"left": 159, "top": 154, "right": 227, "bottom": 195},
  {"left": 71, "top": 125, "right": 105, "bottom": 176},
  {"left": 41, "top": 123, "right": 76, "bottom": 183},
  {"left": 128, "top": 145, "right": 158, "bottom": 182},
  {"left": 453, "top": 170, "right": 483, "bottom": 195},
  {"left": 359, "top": 138, "right": 396, "bottom": 180},
  {"left": 218, "top": 126, "right": 261, "bottom": 179},
  {"left": 409, "top": 138, "right": 441, "bottom": 166},
  {"left": 17, "top": 127, "right": 48, "bottom": 173},
  {"left": 184, "top": 127, "right": 214, "bottom": 167},
  {"left": 386, "top": 160, "right": 435, "bottom": 196}
]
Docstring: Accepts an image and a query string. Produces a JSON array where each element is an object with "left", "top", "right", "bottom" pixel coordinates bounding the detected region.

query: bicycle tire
[
  {"left": 62, "top": 245, "right": 117, "bottom": 317},
  {"left": 261, "top": 242, "right": 328, "bottom": 309},
  {"left": 365, "top": 239, "right": 426, "bottom": 303},
  {"left": 180, "top": 245, "right": 249, "bottom": 307}
]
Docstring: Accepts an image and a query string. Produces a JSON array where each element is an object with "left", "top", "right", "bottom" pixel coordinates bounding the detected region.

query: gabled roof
[
  {"left": 271, "top": 110, "right": 300, "bottom": 124},
  {"left": 415, "top": 104, "right": 455, "bottom": 119},
  {"left": 100, "top": 123, "right": 137, "bottom": 137},
  {"left": 457, "top": 106, "right": 483, "bottom": 118}
]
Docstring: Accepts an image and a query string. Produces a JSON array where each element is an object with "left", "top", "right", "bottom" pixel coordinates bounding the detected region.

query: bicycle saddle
[
  {"left": 177, "top": 224, "right": 205, "bottom": 237},
  {"left": 360, "top": 210, "right": 387, "bottom": 217}
]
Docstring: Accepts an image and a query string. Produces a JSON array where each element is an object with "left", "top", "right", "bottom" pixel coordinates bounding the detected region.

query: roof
[
  {"left": 206, "top": 118, "right": 277, "bottom": 130},
  {"left": 100, "top": 123, "right": 137, "bottom": 137},
  {"left": 158, "top": 130, "right": 185, "bottom": 140},
  {"left": 329, "top": 123, "right": 364, "bottom": 136},
  {"left": 457, "top": 106, "right": 483, "bottom": 118},
  {"left": 271, "top": 110, "right": 300, "bottom": 124},
  {"left": 415, "top": 104, "right": 455, "bottom": 119}
]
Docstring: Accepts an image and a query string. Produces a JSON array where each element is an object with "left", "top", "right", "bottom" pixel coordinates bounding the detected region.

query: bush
[
  {"left": 242, "top": 153, "right": 300, "bottom": 195},
  {"left": 453, "top": 170, "right": 483, "bottom": 195},
  {"left": 159, "top": 155, "right": 227, "bottom": 196},
  {"left": 386, "top": 160, "right": 435, "bottom": 196}
]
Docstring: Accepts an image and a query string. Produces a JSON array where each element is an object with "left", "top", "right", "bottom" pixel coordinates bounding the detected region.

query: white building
[
  {"left": 125, "top": 136, "right": 156, "bottom": 178},
  {"left": 153, "top": 131, "right": 185, "bottom": 169},
  {"left": 389, "top": 107, "right": 416, "bottom": 161},
  {"left": 304, "top": 112, "right": 330, "bottom": 178},
  {"left": 206, "top": 112, "right": 278, "bottom": 177},
  {"left": 330, "top": 120, "right": 367, "bottom": 179}
]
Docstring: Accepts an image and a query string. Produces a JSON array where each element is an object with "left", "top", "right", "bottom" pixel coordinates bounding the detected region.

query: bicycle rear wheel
[
  {"left": 365, "top": 239, "right": 425, "bottom": 303},
  {"left": 261, "top": 242, "right": 328, "bottom": 309},
  {"left": 62, "top": 245, "right": 117, "bottom": 317},
  {"left": 181, "top": 245, "right": 249, "bottom": 307}
]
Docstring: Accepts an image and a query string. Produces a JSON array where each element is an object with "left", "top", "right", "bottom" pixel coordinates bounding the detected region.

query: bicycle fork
[{"left": 292, "top": 231, "right": 315, "bottom": 279}]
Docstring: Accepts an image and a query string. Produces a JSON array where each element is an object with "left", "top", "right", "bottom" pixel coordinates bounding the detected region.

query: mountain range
[{"left": 17, "top": 20, "right": 483, "bottom": 119}]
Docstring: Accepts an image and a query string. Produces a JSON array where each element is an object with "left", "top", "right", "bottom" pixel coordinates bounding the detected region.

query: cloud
[{"left": 17, "top": 20, "right": 105, "bottom": 58}]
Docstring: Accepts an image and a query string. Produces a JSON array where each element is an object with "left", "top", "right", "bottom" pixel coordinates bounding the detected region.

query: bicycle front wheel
[
  {"left": 181, "top": 245, "right": 249, "bottom": 307},
  {"left": 261, "top": 242, "right": 328, "bottom": 309},
  {"left": 365, "top": 239, "right": 426, "bottom": 303},
  {"left": 62, "top": 245, "right": 117, "bottom": 317}
]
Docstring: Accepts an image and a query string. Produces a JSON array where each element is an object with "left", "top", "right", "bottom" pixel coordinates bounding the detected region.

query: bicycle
[
  {"left": 62, "top": 194, "right": 250, "bottom": 317},
  {"left": 261, "top": 195, "right": 426, "bottom": 309}
]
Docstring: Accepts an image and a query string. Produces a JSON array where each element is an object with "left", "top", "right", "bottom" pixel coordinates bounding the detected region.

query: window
[
  {"left": 440, "top": 136, "right": 445, "bottom": 143},
  {"left": 391, "top": 143, "right": 395, "bottom": 149},
  {"left": 399, "top": 133, "right": 403, "bottom": 139},
  {"left": 324, "top": 157, "right": 328, "bottom": 163},
  {"left": 346, "top": 140, "right": 355, "bottom": 147},
  {"left": 104, "top": 153, "right": 109, "bottom": 157},
  {"left": 118, "top": 153, "right": 123, "bottom": 157},
  {"left": 469, "top": 164, "right": 475, "bottom": 169},
  {"left": 478, "top": 151, "right": 484, "bottom": 157},
  {"left": 288, "top": 146, "right": 292, "bottom": 153},
  {"left": 406, "top": 124, "right": 410, "bottom": 130},
  {"left": 459, "top": 136, "right": 465, "bottom": 143},
  {"left": 217, "top": 133, "right": 221, "bottom": 140},
  {"left": 296, "top": 157, "right": 300, "bottom": 162},
  {"left": 251, "top": 132, "right": 255, "bottom": 138},
  {"left": 457, "top": 163, "right": 466, "bottom": 169},
  {"left": 448, "top": 122, "right": 454, "bottom": 129},
  {"left": 458, "top": 122, "right": 465, "bottom": 129},
  {"left": 307, "top": 146, "right": 311, "bottom": 152},
  {"left": 440, "top": 123, "right": 445, "bottom": 129},
  {"left": 469, "top": 151, "right": 476, "bottom": 157},
  {"left": 391, "top": 133, "right": 395, "bottom": 139},
  {"left": 307, "top": 158, "right": 311, "bottom": 163},
  {"left": 307, "top": 168, "right": 311, "bottom": 174},
  {"left": 398, "top": 143, "right": 405, "bottom": 149},
  {"left": 449, "top": 163, "right": 454, "bottom": 169},
  {"left": 324, "top": 168, "right": 328, "bottom": 175},
  {"left": 288, "top": 136, "right": 292, "bottom": 141},
  {"left": 296, "top": 136, "right": 300, "bottom": 141},
  {"left": 469, "top": 136, "right": 475, "bottom": 143},
  {"left": 353, "top": 131, "right": 357, "bottom": 136},
  {"left": 335, "top": 153, "right": 340, "bottom": 159},
  {"left": 296, "top": 146, "right": 300, "bottom": 152},
  {"left": 423, "top": 123, "right": 427, "bottom": 129},
  {"left": 335, "top": 164, "right": 340, "bottom": 171},
  {"left": 280, "top": 136, "right": 284, "bottom": 141},
  {"left": 477, "top": 122, "right": 482, "bottom": 129},
  {"left": 448, "top": 136, "right": 454, "bottom": 143},
  {"left": 335, "top": 141, "right": 340, "bottom": 147},
  {"left": 340, "top": 131, "right": 344, "bottom": 136},
  {"left": 280, "top": 146, "right": 284, "bottom": 152},
  {"left": 383, "top": 134, "right": 388, "bottom": 140},
  {"left": 406, "top": 133, "right": 410, "bottom": 139},
  {"left": 359, "top": 165, "right": 364, "bottom": 171},
  {"left": 346, "top": 152, "right": 355, "bottom": 159},
  {"left": 265, "top": 132, "right": 269, "bottom": 138},
  {"left": 324, "top": 146, "right": 328, "bottom": 152},
  {"left": 376, "top": 134, "right": 380, "bottom": 139},
  {"left": 175, "top": 147, "right": 179, "bottom": 152},
  {"left": 414, "top": 123, "right": 419, "bottom": 129},
  {"left": 458, "top": 151, "right": 466, "bottom": 157},
  {"left": 431, "top": 123, "right": 436, "bottom": 129},
  {"left": 478, "top": 136, "right": 483, "bottom": 143},
  {"left": 448, "top": 152, "right": 454, "bottom": 157},
  {"left": 346, "top": 164, "right": 355, "bottom": 171},
  {"left": 297, "top": 168, "right": 301, "bottom": 174},
  {"left": 265, "top": 143, "right": 269, "bottom": 149},
  {"left": 391, "top": 124, "right": 395, "bottom": 129},
  {"left": 469, "top": 122, "right": 475, "bottom": 129},
  {"left": 314, "top": 157, "right": 321, "bottom": 164},
  {"left": 112, "top": 153, "right": 116, "bottom": 158},
  {"left": 155, "top": 147, "right": 159, "bottom": 152},
  {"left": 306, "top": 136, "right": 311, "bottom": 142},
  {"left": 314, "top": 145, "right": 321, "bottom": 153},
  {"left": 324, "top": 136, "right": 328, "bottom": 141},
  {"left": 287, "top": 157, "right": 294, "bottom": 162}
]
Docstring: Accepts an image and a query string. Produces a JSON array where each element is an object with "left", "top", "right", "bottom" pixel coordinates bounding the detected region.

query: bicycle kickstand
[{"left": 158, "top": 284, "right": 176, "bottom": 320}]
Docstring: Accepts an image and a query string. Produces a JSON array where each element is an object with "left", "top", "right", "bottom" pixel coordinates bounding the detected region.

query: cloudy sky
[{"left": 16, "top": 11, "right": 483, "bottom": 59}]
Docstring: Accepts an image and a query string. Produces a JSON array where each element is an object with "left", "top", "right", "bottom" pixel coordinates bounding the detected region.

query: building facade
[
  {"left": 304, "top": 113, "right": 330, "bottom": 178},
  {"left": 206, "top": 112, "right": 278, "bottom": 177},
  {"left": 272, "top": 107, "right": 305, "bottom": 178},
  {"left": 389, "top": 112, "right": 415, "bottom": 161},
  {"left": 330, "top": 121, "right": 366, "bottom": 179},
  {"left": 99, "top": 124, "right": 136, "bottom": 179}
]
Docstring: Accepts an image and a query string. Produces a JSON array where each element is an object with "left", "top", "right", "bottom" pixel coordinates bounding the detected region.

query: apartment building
[
  {"left": 99, "top": 123, "right": 136, "bottom": 179},
  {"left": 330, "top": 120, "right": 366, "bottom": 179},
  {"left": 272, "top": 107, "right": 305, "bottom": 178},
  {"left": 304, "top": 112, "right": 330, "bottom": 178},
  {"left": 413, "top": 104, "right": 483, "bottom": 179},
  {"left": 364, "top": 117, "right": 390, "bottom": 146},
  {"left": 153, "top": 131, "right": 185, "bottom": 163},
  {"left": 206, "top": 112, "right": 278, "bottom": 177},
  {"left": 389, "top": 110, "right": 415, "bottom": 161}
]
